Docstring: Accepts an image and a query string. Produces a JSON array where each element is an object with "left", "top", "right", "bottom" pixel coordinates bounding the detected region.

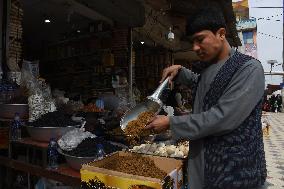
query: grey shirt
[{"left": 169, "top": 49, "right": 265, "bottom": 189}]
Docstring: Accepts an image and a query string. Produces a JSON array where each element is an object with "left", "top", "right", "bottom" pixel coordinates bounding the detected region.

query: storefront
[{"left": 0, "top": 0, "right": 241, "bottom": 188}]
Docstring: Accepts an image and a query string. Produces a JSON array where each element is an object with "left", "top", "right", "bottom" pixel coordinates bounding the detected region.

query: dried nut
[{"left": 166, "top": 147, "right": 175, "bottom": 155}]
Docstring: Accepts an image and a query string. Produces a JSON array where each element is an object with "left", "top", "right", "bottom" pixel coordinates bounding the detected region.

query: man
[{"left": 145, "top": 6, "right": 266, "bottom": 189}]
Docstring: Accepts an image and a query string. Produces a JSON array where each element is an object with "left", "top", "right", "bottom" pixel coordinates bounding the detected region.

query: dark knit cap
[{"left": 186, "top": 6, "right": 226, "bottom": 36}]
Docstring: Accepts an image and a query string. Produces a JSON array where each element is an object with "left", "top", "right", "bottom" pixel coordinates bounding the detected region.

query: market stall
[
  {"left": 0, "top": 0, "right": 242, "bottom": 188},
  {"left": 0, "top": 60, "right": 189, "bottom": 189}
]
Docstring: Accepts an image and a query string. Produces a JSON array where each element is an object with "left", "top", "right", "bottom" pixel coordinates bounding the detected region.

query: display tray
[
  {"left": 128, "top": 140, "right": 189, "bottom": 160},
  {"left": 127, "top": 151, "right": 187, "bottom": 160},
  {"left": 26, "top": 125, "right": 78, "bottom": 142},
  {"left": 81, "top": 151, "right": 184, "bottom": 189}
]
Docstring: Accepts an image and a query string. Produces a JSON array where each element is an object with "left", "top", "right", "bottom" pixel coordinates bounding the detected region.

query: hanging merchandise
[
  {"left": 167, "top": 27, "right": 174, "bottom": 41},
  {"left": 21, "top": 61, "right": 57, "bottom": 121},
  {"left": 22, "top": 60, "right": 39, "bottom": 78}
]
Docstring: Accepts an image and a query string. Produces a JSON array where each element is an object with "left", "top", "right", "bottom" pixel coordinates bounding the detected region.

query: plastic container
[
  {"left": 11, "top": 113, "right": 22, "bottom": 141},
  {"left": 96, "top": 144, "right": 106, "bottom": 160},
  {"left": 48, "top": 138, "right": 59, "bottom": 169}
]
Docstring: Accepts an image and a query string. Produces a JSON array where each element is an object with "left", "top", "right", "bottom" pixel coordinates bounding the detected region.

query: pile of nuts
[
  {"left": 123, "top": 111, "right": 156, "bottom": 146},
  {"left": 125, "top": 111, "right": 155, "bottom": 136},
  {"left": 130, "top": 141, "right": 189, "bottom": 158},
  {"left": 94, "top": 154, "right": 166, "bottom": 179}
]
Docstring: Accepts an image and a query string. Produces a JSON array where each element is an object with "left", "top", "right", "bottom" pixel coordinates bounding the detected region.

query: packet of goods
[{"left": 57, "top": 128, "right": 96, "bottom": 151}]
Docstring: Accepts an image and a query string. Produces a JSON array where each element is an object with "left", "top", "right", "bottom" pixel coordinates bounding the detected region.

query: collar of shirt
[{"left": 210, "top": 47, "right": 235, "bottom": 67}]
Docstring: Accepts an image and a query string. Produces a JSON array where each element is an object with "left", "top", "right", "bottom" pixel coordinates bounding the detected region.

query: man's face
[{"left": 191, "top": 29, "right": 224, "bottom": 62}]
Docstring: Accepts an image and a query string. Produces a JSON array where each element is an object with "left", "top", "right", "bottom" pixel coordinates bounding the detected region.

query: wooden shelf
[
  {"left": 48, "top": 31, "right": 112, "bottom": 47},
  {"left": 42, "top": 30, "right": 113, "bottom": 98},
  {"left": 48, "top": 70, "right": 94, "bottom": 78},
  {"left": 0, "top": 118, "right": 28, "bottom": 122},
  {"left": 46, "top": 71, "right": 112, "bottom": 78},
  {"left": 11, "top": 138, "right": 49, "bottom": 148},
  {"left": 47, "top": 49, "right": 110, "bottom": 62},
  {"left": 0, "top": 156, "right": 81, "bottom": 186}
]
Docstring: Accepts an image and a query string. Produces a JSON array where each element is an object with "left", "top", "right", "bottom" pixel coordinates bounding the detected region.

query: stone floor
[{"left": 262, "top": 113, "right": 284, "bottom": 188}]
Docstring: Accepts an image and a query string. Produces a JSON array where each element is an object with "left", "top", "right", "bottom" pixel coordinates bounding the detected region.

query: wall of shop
[
  {"left": 134, "top": 47, "right": 172, "bottom": 96},
  {"left": 38, "top": 26, "right": 131, "bottom": 100}
]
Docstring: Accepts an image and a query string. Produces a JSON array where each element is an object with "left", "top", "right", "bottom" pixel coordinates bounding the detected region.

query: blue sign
[{"left": 236, "top": 18, "right": 257, "bottom": 30}]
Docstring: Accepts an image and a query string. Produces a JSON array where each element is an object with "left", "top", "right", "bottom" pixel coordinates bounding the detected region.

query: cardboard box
[{"left": 81, "top": 151, "right": 183, "bottom": 189}]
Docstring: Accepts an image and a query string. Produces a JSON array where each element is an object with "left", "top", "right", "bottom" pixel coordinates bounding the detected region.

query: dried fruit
[{"left": 82, "top": 103, "right": 104, "bottom": 112}]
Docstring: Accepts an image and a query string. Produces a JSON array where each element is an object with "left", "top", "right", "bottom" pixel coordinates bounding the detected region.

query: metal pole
[{"left": 128, "top": 28, "right": 133, "bottom": 105}]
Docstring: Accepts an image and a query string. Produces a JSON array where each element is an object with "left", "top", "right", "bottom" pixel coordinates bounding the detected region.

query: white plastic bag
[
  {"left": 57, "top": 128, "right": 96, "bottom": 151},
  {"left": 163, "top": 105, "right": 175, "bottom": 116}
]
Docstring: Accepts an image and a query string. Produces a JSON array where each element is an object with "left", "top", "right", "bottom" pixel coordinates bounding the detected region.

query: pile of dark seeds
[
  {"left": 64, "top": 137, "right": 122, "bottom": 157},
  {"left": 29, "top": 111, "right": 78, "bottom": 127}
]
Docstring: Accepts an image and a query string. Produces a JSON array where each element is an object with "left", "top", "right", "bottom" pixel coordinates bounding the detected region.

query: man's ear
[{"left": 217, "top": 28, "right": 226, "bottom": 40}]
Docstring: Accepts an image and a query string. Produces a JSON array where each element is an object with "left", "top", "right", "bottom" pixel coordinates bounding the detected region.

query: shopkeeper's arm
[
  {"left": 175, "top": 67, "right": 199, "bottom": 86},
  {"left": 169, "top": 60, "right": 264, "bottom": 140},
  {"left": 160, "top": 65, "right": 199, "bottom": 86}
]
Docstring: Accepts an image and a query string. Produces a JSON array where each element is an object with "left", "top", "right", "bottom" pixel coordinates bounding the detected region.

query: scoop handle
[{"left": 148, "top": 77, "right": 169, "bottom": 101}]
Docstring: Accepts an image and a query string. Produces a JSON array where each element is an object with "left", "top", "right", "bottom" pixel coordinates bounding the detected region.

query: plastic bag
[
  {"left": 21, "top": 61, "right": 57, "bottom": 121},
  {"left": 20, "top": 60, "right": 41, "bottom": 95},
  {"left": 57, "top": 128, "right": 96, "bottom": 151},
  {"left": 163, "top": 105, "right": 175, "bottom": 116}
]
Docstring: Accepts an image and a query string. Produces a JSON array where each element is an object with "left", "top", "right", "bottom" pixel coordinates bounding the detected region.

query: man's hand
[
  {"left": 145, "top": 115, "right": 170, "bottom": 133},
  {"left": 160, "top": 65, "right": 182, "bottom": 84}
]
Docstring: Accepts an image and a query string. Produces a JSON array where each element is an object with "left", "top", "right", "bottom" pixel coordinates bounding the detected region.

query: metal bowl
[
  {"left": 0, "top": 104, "right": 28, "bottom": 120},
  {"left": 26, "top": 125, "right": 77, "bottom": 142},
  {"left": 57, "top": 141, "right": 128, "bottom": 170},
  {"left": 57, "top": 148, "right": 96, "bottom": 170}
]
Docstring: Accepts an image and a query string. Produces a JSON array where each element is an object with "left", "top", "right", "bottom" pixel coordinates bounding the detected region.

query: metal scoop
[{"left": 120, "top": 77, "right": 169, "bottom": 130}]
